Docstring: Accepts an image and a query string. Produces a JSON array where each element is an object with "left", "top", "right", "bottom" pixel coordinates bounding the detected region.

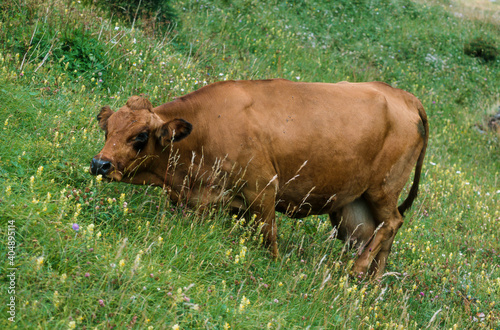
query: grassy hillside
[{"left": 0, "top": 0, "right": 499, "bottom": 328}]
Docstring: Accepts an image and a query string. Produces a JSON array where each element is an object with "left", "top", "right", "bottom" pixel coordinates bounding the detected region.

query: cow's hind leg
[
  {"left": 351, "top": 194, "right": 403, "bottom": 278},
  {"left": 353, "top": 132, "right": 424, "bottom": 277}
]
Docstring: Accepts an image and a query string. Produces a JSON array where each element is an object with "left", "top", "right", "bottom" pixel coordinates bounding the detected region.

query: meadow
[{"left": 0, "top": 0, "right": 499, "bottom": 328}]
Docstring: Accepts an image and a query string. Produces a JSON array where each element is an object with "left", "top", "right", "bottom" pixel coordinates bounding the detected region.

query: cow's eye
[
  {"left": 133, "top": 132, "right": 148, "bottom": 151},
  {"left": 135, "top": 132, "right": 148, "bottom": 143}
]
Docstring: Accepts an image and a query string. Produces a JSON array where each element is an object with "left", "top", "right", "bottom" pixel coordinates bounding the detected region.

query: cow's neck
[{"left": 153, "top": 96, "right": 200, "bottom": 123}]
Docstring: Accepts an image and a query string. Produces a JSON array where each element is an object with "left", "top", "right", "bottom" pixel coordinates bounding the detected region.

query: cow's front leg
[
  {"left": 242, "top": 179, "right": 279, "bottom": 258},
  {"left": 260, "top": 207, "right": 279, "bottom": 258}
]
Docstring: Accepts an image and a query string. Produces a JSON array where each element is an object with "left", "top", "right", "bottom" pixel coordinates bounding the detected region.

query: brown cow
[{"left": 90, "top": 79, "right": 428, "bottom": 277}]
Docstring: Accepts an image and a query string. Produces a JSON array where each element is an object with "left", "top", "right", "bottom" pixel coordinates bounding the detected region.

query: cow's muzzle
[{"left": 90, "top": 157, "right": 112, "bottom": 176}]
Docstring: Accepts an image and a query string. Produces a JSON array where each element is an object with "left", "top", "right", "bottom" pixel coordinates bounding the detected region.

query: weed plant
[{"left": 0, "top": 0, "right": 499, "bottom": 328}]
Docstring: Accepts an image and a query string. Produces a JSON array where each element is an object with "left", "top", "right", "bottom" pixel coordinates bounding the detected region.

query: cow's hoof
[
  {"left": 367, "top": 265, "right": 386, "bottom": 280},
  {"left": 270, "top": 244, "right": 279, "bottom": 260},
  {"left": 351, "top": 262, "right": 385, "bottom": 280},
  {"left": 351, "top": 261, "right": 369, "bottom": 277}
]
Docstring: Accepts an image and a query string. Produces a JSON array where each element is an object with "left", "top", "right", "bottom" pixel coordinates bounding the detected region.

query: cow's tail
[{"left": 398, "top": 102, "right": 429, "bottom": 217}]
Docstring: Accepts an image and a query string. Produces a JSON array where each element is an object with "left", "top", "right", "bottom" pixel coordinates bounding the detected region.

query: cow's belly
[{"left": 275, "top": 179, "right": 366, "bottom": 218}]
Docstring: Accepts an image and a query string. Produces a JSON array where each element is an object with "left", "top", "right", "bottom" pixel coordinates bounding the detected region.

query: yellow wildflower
[
  {"left": 239, "top": 296, "right": 250, "bottom": 312},
  {"left": 35, "top": 256, "right": 44, "bottom": 270}
]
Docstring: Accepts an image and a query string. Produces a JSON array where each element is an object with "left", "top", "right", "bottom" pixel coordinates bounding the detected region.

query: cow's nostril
[{"left": 90, "top": 158, "right": 112, "bottom": 176}]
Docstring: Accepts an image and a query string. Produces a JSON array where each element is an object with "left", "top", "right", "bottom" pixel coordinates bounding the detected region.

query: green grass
[{"left": 1, "top": 0, "right": 499, "bottom": 328}]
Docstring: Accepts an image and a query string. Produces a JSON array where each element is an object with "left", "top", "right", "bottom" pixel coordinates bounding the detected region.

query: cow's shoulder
[{"left": 178, "top": 79, "right": 293, "bottom": 104}]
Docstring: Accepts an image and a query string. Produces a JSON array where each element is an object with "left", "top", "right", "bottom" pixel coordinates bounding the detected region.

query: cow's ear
[
  {"left": 156, "top": 119, "right": 193, "bottom": 145},
  {"left": 97, "top": 106, "right": 114, "bottom": 131}
]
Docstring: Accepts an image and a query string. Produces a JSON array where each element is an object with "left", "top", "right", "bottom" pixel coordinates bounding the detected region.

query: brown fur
[
  {"left": 91, "top": 79, "right": 428, "bottom": 277},
  {"left": 126, "top": 95, "right": 153, "bottom": 111}
]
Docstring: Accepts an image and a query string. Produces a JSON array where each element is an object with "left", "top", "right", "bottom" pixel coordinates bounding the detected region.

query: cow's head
[{"left": 90, "top": 96, "right": 192, "bottom": 183}]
